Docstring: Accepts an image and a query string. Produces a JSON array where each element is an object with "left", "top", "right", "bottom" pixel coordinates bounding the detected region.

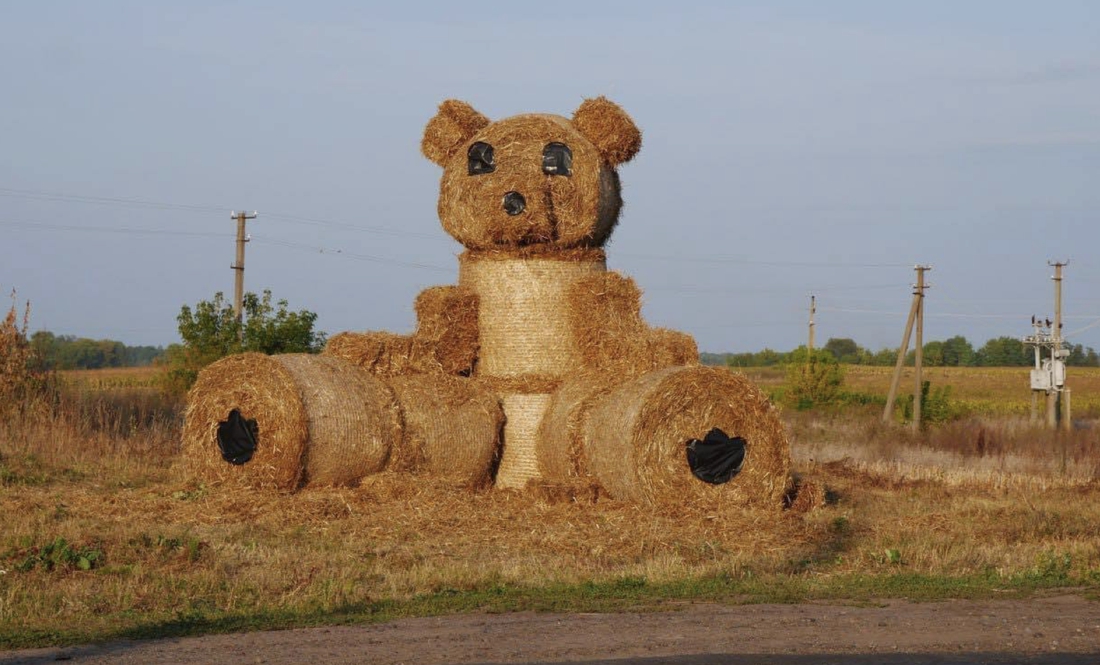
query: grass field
[{"left": 2, "top": 364, "right": 1098, "bottom": 649}]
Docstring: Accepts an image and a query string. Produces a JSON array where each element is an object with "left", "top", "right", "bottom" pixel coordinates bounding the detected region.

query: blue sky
[{"left": 2, "top": 1, "right": 1097, "bottom": 354}]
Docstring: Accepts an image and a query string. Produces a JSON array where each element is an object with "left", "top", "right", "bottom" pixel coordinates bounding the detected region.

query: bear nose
[{"left": 502, "top": 191, "right": 526, "bottom": 216}]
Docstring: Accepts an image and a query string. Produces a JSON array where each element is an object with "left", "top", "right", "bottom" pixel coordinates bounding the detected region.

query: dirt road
[{"left": 3, "top": 594, "right": 1099, "bottom": 664}]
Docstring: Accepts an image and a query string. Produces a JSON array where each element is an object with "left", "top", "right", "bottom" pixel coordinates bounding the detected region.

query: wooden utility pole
[
  {"left": 883, "top": 265, "right": 930, "bottom": 425},
  {"left": 912, "top": 265, "right": 929, "bottom": 431},
  {"left": 808, "top": 295, "right": 816, "bottom": 355},
  {"left": 231, "top": 210, "right": 258, "bottom": 336},
  {"left": 1050, "top": 260, "right": 1069, "bottom": 430}
]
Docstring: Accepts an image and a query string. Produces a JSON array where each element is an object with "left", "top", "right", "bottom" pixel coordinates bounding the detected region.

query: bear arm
[
  {"left": 322, "top": 331, "right": 417, "bottom": 377},
  {"left": 567, "top": 271, "right": 652, "bottom": 373},
  {"left": 411, "top": 285, "right": 480, "bottom": 376}
]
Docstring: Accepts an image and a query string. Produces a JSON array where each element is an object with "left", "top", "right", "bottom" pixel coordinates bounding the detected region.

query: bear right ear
[{"left": 421, "top": 100, "right": 491, "bottom": 166}]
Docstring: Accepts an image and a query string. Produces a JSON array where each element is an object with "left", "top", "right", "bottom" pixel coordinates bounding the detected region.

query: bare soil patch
[{"left": 4, "top": 594, "right": 1099, "bottom": 664}]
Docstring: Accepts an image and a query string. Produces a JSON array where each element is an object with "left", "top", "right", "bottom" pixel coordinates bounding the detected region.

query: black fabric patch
[
  {"left": 542, "top": 142, "right": 573, "bottom": 176},
  {"left": 216, "top": 409, "right": 258, "bottom": 466},
  {"left": 468, "top": 141, "right": 495, "bottom": 175},
  {"left": 685, "top": 427, "right": 746, "bottom": 485}
]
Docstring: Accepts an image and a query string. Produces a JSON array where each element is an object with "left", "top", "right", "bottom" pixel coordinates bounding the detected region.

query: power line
[
  {"left": 0, "top": 185, "right": 436, "bottom": 239},
  {"left": 250, "top": 236, "right": 452, "bottom": 273},
  {"left": 0, "top": 219, "right": 230, "bottom": 238},
  {"left": 619, "top": 252, "right": 912, "bottom": 268}
]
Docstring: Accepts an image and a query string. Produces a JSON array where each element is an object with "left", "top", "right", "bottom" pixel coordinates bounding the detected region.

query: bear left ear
[
  {"left": 572, "top": 96, "right": 642, "bottom": 166},
  {"left": 421, "top": 100, "right": 491, "bottom": 167}
]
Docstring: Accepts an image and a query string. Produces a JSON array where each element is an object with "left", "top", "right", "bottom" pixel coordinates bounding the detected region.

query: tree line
[
  {"left": 705, "top": 335, "right": 1100, "bottom": 368},
  {"left": 29, "top": 332, "right": 164, "bottom": 370}
]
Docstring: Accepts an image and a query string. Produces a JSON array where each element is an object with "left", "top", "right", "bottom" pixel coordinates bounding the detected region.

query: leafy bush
[
  {"left": 162, "top": 290, "right": 326, "bottom": 394},
  {"left": 783, "top": 347, "right": 845, "bottom": 410},
  {"left": 902, "top": 380, "right": 962, "bottom": 428}
]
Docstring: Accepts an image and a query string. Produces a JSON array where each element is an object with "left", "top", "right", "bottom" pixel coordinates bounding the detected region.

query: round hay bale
[
  {"left": 386, "top": 374, "right": 504, "bottom": 488},
  {"left": 583, "top": 366, "right": 790, "bottom": 508},
  {"left": 495, "top": 392, "right": 553, "bottom": 489},
  {"left": 458, "top": 252, "right": 606, "bottom": 378},
  {"left": 535, "top": 372, "right": 620, "bottom": 482},
  {"left": 181, "top": 353, "right": 400, "bottom": 490}
]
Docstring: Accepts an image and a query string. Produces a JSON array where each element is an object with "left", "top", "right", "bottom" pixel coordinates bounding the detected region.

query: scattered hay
[
  {"left": 459, "top": 252, "right": 606, "bottom": 378},
  {"left": 323, "top": 331, "right": 415, "bottom": 377},
  {"left": 181, "top": 353, "right": 400, "bottom": 491},
  {"left": 387, "top": 374, "right": 503, "bottom": 488},
  {"left": 411, "top": 286, "right": 479, "bottom": 376},
  {"left": 785, "top": 478, "right": 826, "bottom": 513},
  {"left": 584, "top": 366, "right": 790, "bottom": 509}
]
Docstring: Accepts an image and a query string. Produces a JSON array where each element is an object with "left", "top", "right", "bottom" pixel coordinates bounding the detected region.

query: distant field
[
  {"left": 740, "top": 364, "right": 1100, "bottom": 418},
  {"left": 59, "top": 366, "right": 162, "bottom": 390}
]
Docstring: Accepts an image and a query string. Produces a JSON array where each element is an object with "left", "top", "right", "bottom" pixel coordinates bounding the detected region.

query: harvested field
[{"left": 2, "top": 365, "right": 1100, "bottom": 651}]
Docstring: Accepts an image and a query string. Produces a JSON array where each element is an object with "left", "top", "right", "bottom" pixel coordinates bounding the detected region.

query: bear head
[{"left": 421, "top": 97, "right": 641, "bottom": 251}]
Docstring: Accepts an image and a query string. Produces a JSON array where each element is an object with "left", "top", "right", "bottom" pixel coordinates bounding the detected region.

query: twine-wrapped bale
[
  {"left": 181, "top": 353, "right": 400, "bottom": 490},
  {"left": 411, "top": 286, "right": 479, "bottom": 375},
  {"left": 459, "top": 252, "right": 606, "bottom": 378},
  {"left": 323, "top": 331, "right": 414, "bottom": 377},
  {"left": 583, "top": 365, "right": 790, "bottom": 508},
  {"left": 535, "top": 372, "right": 620, "bottom": 483},
  {"left": 386, "top": 374, "right": 503, "bottom": 488},
  {"left": 495, "top": 393, "right": 553, "bottom": 489}
]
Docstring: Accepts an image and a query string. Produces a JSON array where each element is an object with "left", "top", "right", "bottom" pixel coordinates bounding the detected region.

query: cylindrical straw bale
[
  {"left": 181, "top": 353, "right": 400, "bottom": 490},
  {"left": 583, "top": 366, "right": 789, "bottom": 507},
  {"left": 495, "top": 393, "right": 553, "bottom": 489},
  {"left": 386, "top": 375, "right": 503, "bottom": 487},
  {"left": 458, "top": 252, "right": 606, "bottom": 378},
  {"left": 535, "top": 372, "right": 620, "bottom": 482}
]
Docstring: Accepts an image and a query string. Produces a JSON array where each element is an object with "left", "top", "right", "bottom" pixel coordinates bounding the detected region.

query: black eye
[
  {"left": 542, "top": 142, "right": 572, "bottom": 176},
  {"left": 467, "top": 141, "right": 495, "bottom": 175}
]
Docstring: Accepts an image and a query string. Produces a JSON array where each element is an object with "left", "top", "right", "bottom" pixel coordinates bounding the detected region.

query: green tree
[
  {"left": 823, "top": 337, "right": 861, "bottom": 364},
  {"left": 941, "top": 335, "right": 975, "bottom": 367},
  {"left": 921, "top": 340, "right": 945, "bottom": 367},
  {"left": 165, "top": 290, "right": 326, "bottom": 393},
  {"left": 975, "top": 336, "right": 1030, "bottom": 367}
]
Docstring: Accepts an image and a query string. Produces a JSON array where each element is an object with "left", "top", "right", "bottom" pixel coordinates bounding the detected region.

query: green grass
[{"left": 3, "top": 570, "right": 1094, "bottom": 650}]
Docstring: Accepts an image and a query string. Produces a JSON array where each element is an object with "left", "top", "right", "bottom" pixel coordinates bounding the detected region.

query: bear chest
[{"left": 458, "top": 255, "right": 606, "bottom": 379}]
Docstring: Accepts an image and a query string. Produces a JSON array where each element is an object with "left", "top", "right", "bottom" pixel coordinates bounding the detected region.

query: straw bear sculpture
[{"left": 182, "top": 97, "right": 791, "bottom": 508}]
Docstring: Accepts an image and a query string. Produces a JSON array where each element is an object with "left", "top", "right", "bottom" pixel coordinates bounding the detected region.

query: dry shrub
[
  {"left": 387, "top": 374, "right": 503, "bottom": 488},
  {"left": 585, "top": 366, "right": 791, "bottom": 509},
  {"left": 181, "top": 353, "right": 400, "bottom": 490},
  {"left": 0, "top": 292, "right": 52, "bottom": 423}
]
